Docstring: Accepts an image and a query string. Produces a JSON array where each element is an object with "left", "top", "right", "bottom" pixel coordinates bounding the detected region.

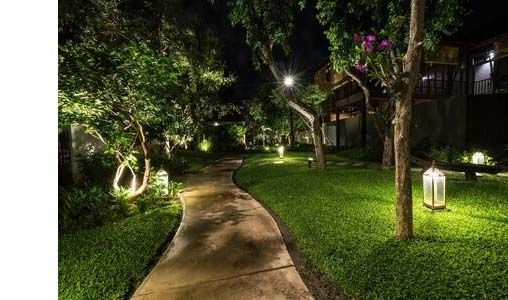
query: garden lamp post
[
  {"left": 423, "top": 162, "right": 446, "bottom": 210},
  {"left": 472, "top": 152, "right": 485, "bottom": 165},
  {"left": 278, "top": 145, "right": 284, "bottom": 159},
  {"left": 155, "top": 169, "right": 169, "bottom": 197},
  {"left": 283, "top": 75, "right": 294, "bottom": 88}
]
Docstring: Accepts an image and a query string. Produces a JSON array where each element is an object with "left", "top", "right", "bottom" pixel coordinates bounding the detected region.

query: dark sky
[{"left": 211, "top": 0, "right": 508, "bottom": 100}]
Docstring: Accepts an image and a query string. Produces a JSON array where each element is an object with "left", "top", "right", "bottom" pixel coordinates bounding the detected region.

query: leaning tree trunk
[
  {"left": 381, "top": 126, "right": 394, "bottom": 169},
  {"left": 394, "top": 0, "right": 426, "bottom": 240},
  {"left": 127, "top": 118, "right": 151, "bottom": 201},
  {"left": 260, "top": 42, "right": 326, "bottom": 169}
]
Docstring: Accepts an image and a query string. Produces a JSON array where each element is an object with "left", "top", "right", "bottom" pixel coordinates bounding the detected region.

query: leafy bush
[
  {"left": 168, "top": 181, "right": 183, "bottom": 198},
  {"left": 77, "top": 148, "right": 116, "bottom": 186},
  {"left": 198, "top": 138, "right": 212, "bottom": 152},
  {"left": 152, "top": 153, "right": 191, "bottom": 175},
  {"left": 59, "top": 186, "right": 130, "bottom": 232}
]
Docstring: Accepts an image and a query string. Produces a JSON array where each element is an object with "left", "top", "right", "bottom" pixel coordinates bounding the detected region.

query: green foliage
[
  {"left": 316, "top": 0, "right": 464, "bottom": 72},
  {"left": 151, "top": 154, "right": 191, "bottom": 175},
  {"left": 59, "top": 204, "right": 182, "bottom": 300},
  {"left": 59, "top": 0, "right": 234, "bottom": 195},
  {"left": 227, "top": 124, "right": 247, "bottom": 146},
  {"left": 236, "top": 153, "right": 508, "bottom": 299},
  {"left": 198, "top": 138, "right": 213, "bottom": 152},
  {"left": 227, "top": 0, "right": 303, "bottom": 68},
  {"left": 421, "top": 144, "right": 497, "bottom": 165},
  {"left": 168, "top": 181, "right": 184, "bottom": 199},
  {"left": 77, "top": 147, "right": 116, "bottom": 186},
  {"left": 58, "top": 186, "right": 130, "bottom": 232}
]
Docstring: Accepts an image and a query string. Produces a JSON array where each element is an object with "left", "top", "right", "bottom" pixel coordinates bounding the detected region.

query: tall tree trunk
[
  {"left": 312, "top": 115, "right": 327, "bottom": 169},
  {"left": 381, "top": 126, "right": 394, "bottom": 169},
  {"left": 394, "top": 0, "right": 426, "bottom": 240}
]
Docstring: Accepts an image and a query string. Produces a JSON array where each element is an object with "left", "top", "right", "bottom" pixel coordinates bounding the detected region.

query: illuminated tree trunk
[{"left": 394, "top": 0, "right": 425, "bottom": 240}]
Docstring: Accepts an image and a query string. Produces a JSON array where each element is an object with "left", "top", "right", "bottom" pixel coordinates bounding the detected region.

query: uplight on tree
[
  {"left": 423, "top": 163, "right": 446, "bottom": 210},
  {"left": 278, "top": 146, "right": 284, "bottom": 158}
]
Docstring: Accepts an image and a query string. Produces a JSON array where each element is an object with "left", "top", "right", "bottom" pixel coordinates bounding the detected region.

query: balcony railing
[
  {"left": 470, "top": 79, "right": 493, "bottom": 95},
  {"left": 414, "top": 78, "right": 467, "bottom": 98}
]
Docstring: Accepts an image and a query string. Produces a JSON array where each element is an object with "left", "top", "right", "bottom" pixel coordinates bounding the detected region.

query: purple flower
[
  {"left": 355, "top": 63, "right": 367, "bottom": 73},
  {"left": 379, "top": 39, "right": 391, "bottom": 50},
  {"left": 363, "top": 34, "right": 376, "bottom": 44},
  {"left": 353, "top": 33, "right": 363, "bottom": 42}
]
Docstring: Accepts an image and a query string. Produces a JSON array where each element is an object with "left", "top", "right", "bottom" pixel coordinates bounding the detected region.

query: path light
[
  {"left": 155, "top": 169, "right": 169, "bottom": 196},
  {"left": 423, "top": 162, "right": 446, "bottom": 210},
  {"left": 472, "top": 152, "right": 485, "bottom": 165},
  {"left": 278, "top": 146, "right": 285, "bottom": 159}
]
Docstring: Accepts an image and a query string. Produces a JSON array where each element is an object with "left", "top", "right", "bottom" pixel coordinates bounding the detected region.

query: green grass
[
  {"left": 235, "top": 153, "right": 508, "bottom": 299},
  {"left": 58, "top": 202, "right": 182, "bottom": 300}
]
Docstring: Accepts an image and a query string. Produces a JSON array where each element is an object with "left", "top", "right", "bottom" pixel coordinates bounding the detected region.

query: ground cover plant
[
  {"left": 235, "top": 153, "right": 508, "bottom": 299},
  {"left": 58, "top": 202, "right": 182, "bottom": 300}
]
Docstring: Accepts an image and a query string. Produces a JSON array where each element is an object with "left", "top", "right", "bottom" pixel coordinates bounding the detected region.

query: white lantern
[
  {"left": 423, "top": 163, "right": 446, "bottom": 210},
  {"left": 278, "top": 146, "right": 284, "bottom": 158},
  {"left": 471, "top": 152, "right": 485, "bottom": 165},
  {"left": 155, "top": 169, "right": 169, "bottom": 197}
]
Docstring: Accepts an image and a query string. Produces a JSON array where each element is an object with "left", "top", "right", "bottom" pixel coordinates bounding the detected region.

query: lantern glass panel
[
  {"left": 423, "top": 175, "right": 433, "bottom": 207},
  {"left": 433, "top": 175, "right": 446, "bottom": 207},
  {"left": 423, "top": 167, "right": 446, "bottom": 209}
]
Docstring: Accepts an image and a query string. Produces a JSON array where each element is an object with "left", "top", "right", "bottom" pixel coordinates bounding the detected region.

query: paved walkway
[{"left": 132, "top": 156, "right": 313, "bottom": 300}]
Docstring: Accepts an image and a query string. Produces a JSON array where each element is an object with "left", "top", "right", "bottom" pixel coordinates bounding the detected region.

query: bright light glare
[
  {"left": 278, "top": 146, "right": 284, "bottom": 158},
  {"left": 472, "top": 152, "right": 485, "bottom": 165},
  {"left": 283, "top": 76, "right": 294, "bottom": 87}
]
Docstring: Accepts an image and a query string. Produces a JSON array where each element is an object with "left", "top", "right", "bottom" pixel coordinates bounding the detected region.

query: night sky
[{"left": 211, "top": 0, "right": 508, "bottom": 100}]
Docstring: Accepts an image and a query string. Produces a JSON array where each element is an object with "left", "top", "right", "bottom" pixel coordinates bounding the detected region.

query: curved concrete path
[{"left": 132, "top": 156, "right": 313, "bottom": 300}]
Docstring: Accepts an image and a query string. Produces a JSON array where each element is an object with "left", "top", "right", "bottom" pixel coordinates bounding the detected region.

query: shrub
[
  {"left": 198, "top": 138, "right": 212, "bottom": 152},
  {"left": 59, "top": 186, "right": 129, "bottom": 232},
  {"left": 152, "top": 153, "right": 190, "bottom": 175},
  {"left": 168, "top": 181, "right": 183, "bottom": 199},
  {"left": 77, "top": 148, "right": 116, "bottom": 186}
]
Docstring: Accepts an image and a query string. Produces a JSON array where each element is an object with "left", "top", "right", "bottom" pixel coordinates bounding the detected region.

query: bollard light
[
  {"left": 472, "top": 152, "right": 485, "bottom": 165},
  {"left": 155, "top": 169, "right": 169, "bottom": 197},
  {"left": 278, "top": 146, "right": 284, "bottom": 158},
  {"left": 423, "top": 162, "right": 446, "bottom": 210}
]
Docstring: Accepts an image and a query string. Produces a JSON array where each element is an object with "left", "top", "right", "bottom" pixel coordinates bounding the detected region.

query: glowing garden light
[
  {"left": 472, "top": 152, "right": 485, "bottom": 165},
  {"left": 155, "top": 169, "right": 169, "bottom": 197},
  {"left": 283, "top": 75, "right": 294, "bottom": 87},
  {"left": 423, "top": 162, "right": 446, "bottom": 210},
  {"left": 278, "top": 146, "right": 284, "bottom": 158}
]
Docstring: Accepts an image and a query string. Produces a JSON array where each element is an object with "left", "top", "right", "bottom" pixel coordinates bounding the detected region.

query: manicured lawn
[
  {"left": 58, "top": 202, "right": 182, "bottom": 300},
  {"left": 235, "top": 153, "right": 508, "bottom": 299}
]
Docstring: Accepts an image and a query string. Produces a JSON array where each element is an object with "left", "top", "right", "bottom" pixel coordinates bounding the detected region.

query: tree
[
  {"left": 226, "top": 0, "right": 328, "bottom": 169},
  {"left": 316, "top": 0, "right": 463, "bottom": 239},
  {"left": 59, "top": 0, "right": 233, "bottom": 199}
]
